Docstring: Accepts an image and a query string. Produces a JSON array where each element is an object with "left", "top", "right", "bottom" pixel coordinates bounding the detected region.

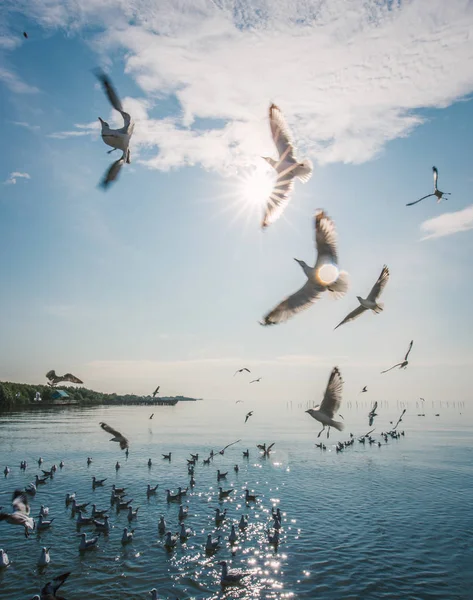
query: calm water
[{"left": 0, "top": 401, "right": 472, "bottom": 599}]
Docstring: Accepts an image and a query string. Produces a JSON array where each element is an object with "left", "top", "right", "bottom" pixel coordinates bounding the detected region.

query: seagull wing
[
  {"left": 366, "top": 265, "right": 390, "bottom": 301},
  {"left": 404, "top": 340, "right": 414, "bottom": 361},
  {"left": 243, "top": 368, "right": 250, "bottom": 373},
  {"left": 406, "top": 194, "right": 434, "bottom": 206},
  {"left": 100, "top": 157, "right": 125, "bottom": 189},
  {"left": 62, "top": 373, "right": 83, "bottom": 384},
  {"left": 41, "top": 572, "right": 71, "bottom": 597},
  {"left": 99, "top": 422, "right": 129, "bottom": 449},
  {"left": 314, "top": 210, "right": 339, "bottom": 267},
  {"left": 260, "top": 280, "right": 323, "bottom": 326},
  {"left": 45, "top": 370, "right": 56, "bottom": 382},
  {"left": 153, "top": 386, "right": 160, "bottom": 396},
  {"left": 433, "top": 166, "right": 438, "bottom": 191},
  {"left": 380, "top": 363, "right": 402, "bottom": 374},
  {"left": 269, "top": 103, "right": 296, "bottom": 162},
  {"left": 220, "top": 439, "right": 241, "bottom": 452},
  {"left": 11, "top": 491, "right": 29, "bottom": 515},
  {"left": 319, "top": 367, "right": 343, "bottom": 418},
  {"left": 95, "top": 70, "right": 124, "bottom": 113},
  {"left": 261, "top": 176, "right": 295, "bottom": 229},
  {"left": 334, "top": 305, "right": 366, "bottom": 330}
]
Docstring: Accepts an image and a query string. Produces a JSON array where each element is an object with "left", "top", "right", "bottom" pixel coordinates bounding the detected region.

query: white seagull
[
  {"left": 261, "top": 103, "right": 313, "bottom": 228},
  {"left": 407, "top": 166, "right": 451, "bottom": 206},
  {"left": 95, "top": 69, "right": 134, "bottom": 189},
  {"left": 335, "top": 265, "right": 389, "bottom": 330},
  {"left": 305, "top": 367, "right": 344, "bottom": 438},
  {"left": 381, "top": 340, "right": 414, "bottom": 373},
  {"left": 260, "top": 210, "right": 348, "bottom": 325}
]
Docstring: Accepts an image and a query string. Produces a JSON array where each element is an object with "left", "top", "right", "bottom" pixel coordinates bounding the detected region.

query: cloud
[
  {"left": 48, "top": 121, "right": 100, "bottom": 139},
  {"left": 11, "top": 121, "right": 40, "bottom": 132},
  {"left": 13, "top": 0, "right": 473, "bottom": 173},
  {"left": 421, "top": 204, "right": 473, "bottom": 240},
  {"left": 4, "top": 171, "right": 31, "bottom": 185},
  {"left": 0, "top": 66, "right": 39, "bottom": 94}
]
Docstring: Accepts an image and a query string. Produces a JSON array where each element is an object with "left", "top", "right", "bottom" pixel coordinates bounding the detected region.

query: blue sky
[{"left": 1, "top": 0, "right": 473, "bottom": 407}]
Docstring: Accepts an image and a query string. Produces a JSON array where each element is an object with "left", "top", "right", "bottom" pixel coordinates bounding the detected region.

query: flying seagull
[
  {"left": 261, "top": 103, "right": 313, "bottom": 228},
  {"left": 260, "top": 210, "right": 348, "bottom": 325},
  {"left": 0, "top": 490, "right": 35, "bottom": 538},
  {"left": 234, "top": 368, "right": 250, "bottom": 376},
  {"left": 306, "top": 367, "right": 344, "bottom": 438},
  {"left": 23, "top": 32, "right": 28, "bottom": 39},
  {"left": 94, "top": 69, "right": 134, "bottom": 188},
  {"left": 152, "top": 386, "right": 160, "bottom": 397},
  {"left": 360, "top": 386, "right": 368, "bottom": 393},
  {"left": 392, "top": 408, "right": 406, "bottom": 430},
  {"left": 406, "top": 167, "right": 451, "bottom": 206},
  {"left": 149, "top": 413, "right": 154, "bottom": 420},
  {"left": 46, "top": 370, "right": 83, "bottom": 386},
  {"left": 368, "top": 401, "right": 378, "bottom": 426},
  {"left": 99, "top": 422, "right": 129, "bottom": 450},
  {"left": 250, "top": 377, "right": 262, "bottom": 384},
  {"left": 35, "top": 571, "right": 71, "bottom": 600},
  {"left": 334, "top": 265, "right": 389, "bottom": 330},
  {"left": 381, "top": 340, "right": 414, "bottom": 374},
  {"left": 217, "top": 439, "right": 241, "bottom": 455},
  {"left": 245, "top": 411, "right": 253, "bottom": 423}
]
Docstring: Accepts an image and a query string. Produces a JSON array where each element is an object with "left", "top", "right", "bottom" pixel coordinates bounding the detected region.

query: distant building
[{"left": 49, "top": 390, "right": 78, "bottom": 405}]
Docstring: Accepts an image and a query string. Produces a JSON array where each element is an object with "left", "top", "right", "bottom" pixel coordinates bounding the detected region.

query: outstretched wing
[
  {"left": 45, "top": 370, "right": 56, "bottom": 381},
  {"left": 404, "top": 340, "right": 414, "bottom": 361},
  {"left": 406, "top": 194, "right": 434, "bottom": 206},
  {"left": 269, "top": 103, "right": 296, "bottom": 162},
  {"left": 319, "top": 367, "right": 343, "bottom": 418},
  {"left": 334, "top": 305, "right": 366, "bottom": 330},
  {"left": 380, "top": 362, "right": 402, "bottom": 374},
  {"left": 62, "top": 373, "right": 83, "bottom": 384},
  {"left": 99, "top": 422, "right": 129, "bottom": 449},
  {"left": 261, "top": 176, "right": 295, "bottom": 229},
  {"left": 367, "top": 265, "right": 389, "bottom": 301},
  {"left": 41, "top": 572, "right": 71, "bottom": 597},
  {"left": 314, "top": 210, "right": 339, "bottom": 266},
  {"left": 433, "top": 166, "right": 438, "bottom": 190},
  {"left": 220, "top": 439, "right": 241, "bottom": 452},
  {"left": 12, "top": 490, "right": 29, "bottom": 515},
  {"left": 95, "top": 69, "right": 124, "bottom": 113},
  {"left": 260, "top": 280, "right": 323, "bottom": 326},
  {"left": 152, "top": 386, "right": 160, "bottom": 397},
  {"left": 100, "top": 157, "right": 125, "bottom": 189}
]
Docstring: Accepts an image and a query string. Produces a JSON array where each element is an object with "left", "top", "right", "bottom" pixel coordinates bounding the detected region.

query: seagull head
[{"left": 98, "top": 117, "right": 109, "bottom": 129}]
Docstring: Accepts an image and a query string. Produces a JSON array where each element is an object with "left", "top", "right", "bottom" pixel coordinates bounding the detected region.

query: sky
[{"left": 1, "top": 0, "right": 473, "bottom": 408}]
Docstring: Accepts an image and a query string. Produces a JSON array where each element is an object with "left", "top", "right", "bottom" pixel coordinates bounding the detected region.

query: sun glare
[
  {"left": 238, "top": 166, "right": 275, "bottom": 210},
  {"left": 317, "top": 263, "right": 339, "bottom": 285}
]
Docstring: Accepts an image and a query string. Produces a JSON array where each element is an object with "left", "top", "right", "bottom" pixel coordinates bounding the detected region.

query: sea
[{"left": 0, "top": 399, "right": 472, "bottom": 599}]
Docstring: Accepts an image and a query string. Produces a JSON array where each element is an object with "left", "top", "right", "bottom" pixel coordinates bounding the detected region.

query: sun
[{"left": 237, "top": 164, "right": 275, "bottom": 211}]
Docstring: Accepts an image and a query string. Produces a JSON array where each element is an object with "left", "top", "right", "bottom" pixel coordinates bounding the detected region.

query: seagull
[
  {"left": 37, "top": 515, "right": 55, "bottom": 530},
  {"left": 34, "top": 572, "right": 71, "bottom": 600},
  {"left": 245, "top": 489, "right": 258, "bottom": 502},
  {"left": 121, "top": 527, "right": 134, "bottom": 544},
  {"left": 94, "top": 516, "right": 110, "bottom": 533},
  {"left": 164, "top": 532, "right": 178, "bottom": 550},
  {"left": 91, "top": 505, "right": 108, "bottom": 518},
  {"left": 99, "top": 422, "right": 129, "bottom": 449},
  {"left": 158, "top": 516, "right": 166, "bottom": 535},
  {"left": 250, "top": 378, "right": 262, "bottom": 384},
  {"left": 217, "top": 439, "right": 241, "bottom": 455},
  {"left": 206, "top": 534, "right": 221, "bottom": 552},
  {"left": 0, "top": 490, "right": 35, "bottom": 538},
  {"left": 149, "top": 413, "right": 154, "bottom": 420},
  {"left": 147, "top": 483, "right": 158, "bottom": 496},
  {"left": 392, "top": 409, "right": 406, "bottom": 430},
  {"left": 92, "top": 476, "right": 107, "bottom": 489},
  {"left": 23, "top": 32, "right": 28, "bottom": 39},
  {"left": 245, "top": 411, "right": 253, "bottom": 423},
  {"left": 234, "top": 368, "right": 251, "bottom": 376},
  {"left": 162, "top": 453, "right": 172, "bottom": 460},
  {"left": 95, "top": 69, "right": 134, "bottom": 188},
  {"left": 152, "top": 385, "right": 160, "bottom": 397},
  {"left": 78, "top": 532, "right": 99, "bottom": 551},
  {"left": 305, "top": 367, "right": 345, "bottom": 438},
  {"left": 0, "top": 549, "right": 10, "bottom": 568},
  {"left": 38, "top": 547, "right": 51, "bottom": 567},
  {"left": 406, "top": 166, "right": 451, "bottom": 206},
  {"left": 360, "top": 386, "right": 368, "bottom": 393},
  {"left": 368, "top": 401, "right": 378, "bottom": 427},
  {"left": 46, "top": 370, "right": 83, "bottom": 386},
  {"left": 261, "top": 103, "right": 313, "bottom": 228},
  {"left": 260, "top": 210, "right": 348, "bottom": 325},
  {"left": 217, "top": 560, "right": 246, "bottom": 586},
  {"left": 381, "top": 340, "right": 414, "bottom": 373},
  {"left": 334, "top": 265, "right": 389, "bottom": 330},
  {"left": 178, "top": 505, "right": 188, "bottom": 521}
]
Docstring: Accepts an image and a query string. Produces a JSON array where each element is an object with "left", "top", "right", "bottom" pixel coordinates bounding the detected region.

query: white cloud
[
  {"left": 14, "top": 0, "right": 473, "bottom": 172},
  {"left": 11, "top": 121, "right": 40, "bottom": 132},
  {"left": 48, "top": 121, "right": 100, "bottom": 139},
  {"left": 421, "top": 204, "right": 473, "bottom": 240},
  {"left": 0, "top": 66, "right": 39, "bottom": 94},
  {"left": 4, "top": 171, "right": 31, "bottom": 185}
]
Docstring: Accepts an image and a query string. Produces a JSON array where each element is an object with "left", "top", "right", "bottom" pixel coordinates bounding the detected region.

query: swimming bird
[
  {"left": 219, "top": 487, "right": 234, "bottom": 500},
  {"left": 229, "top": 524, "right": 238, "bottom": 544},
  {"left": 381, "top": 340, "right": 414, "bottom": 373},
  {"left": 306, "top": 367, "right": 345, "bottom": 438},
  {"left": 111, "top": 484, "right": 126, "bottom": 495},
  {"left": 238, "top": 515, "right": 248, "bottom": 530},
  {"left": 76, "top": 511, "right": 94, "bottom": 526},
  {"left": 166, "top": 489, "right": 181, "bottom": 502},
  {"left": 162, "top": 452, "right": 172, "bottom": 460},
  {"left": 95, "top": 69, "right": 134, "bottom": 188},
  {"left": 147, "top": 483, "right": 159, "bottom": 496},
  {"left": 206, "top": 534, "right": 221, "bottom": 552},
  {"left": 99, "top": 422, "right": 129, "bottom": 449},
  {"left": 147, "top": 458, "right": 152, "bottom": 468},
  {"left": 368, "top": 401, "right": 378, "bottom": 427},
  {"left": 407, "top": 166, "right": 451, "bottom": 206},
  {"left": 78, "top": 532, "right": 99, "bottom": 551},
  {"left": 91, "top": 504, "right": 108, "bottom": 518},
  {"left": 94, "top": 516, "right": 110, "bottom": 533},
  {"left": 152, "top": 385, "right": 160, "bottom": 397},
  {"left": 121, "top": 527, "right": 134, "bottom": 544},
  {"left": 217, "top": 560, "right": 246, "bottom": 586},
  {"left": 267, "top": 528, "right": 280, "bottom": 546},
  {"left": 3, "top": 466, "right": 10, "bottom": 476},
  {"left": 335, "top": 265, "right": 389, "bottom": 330},
  {"left": 243, "top": 449, "right": 249, "bottom": 458},
  {"left": 217, "top": 470, "right": 228, "bottom": 481},
  {"left": 35, "top": 571, "right": 71, "bottom": 600},
  {"left": 59, "top": 460, "right": 65, "bottom": 468},
  {"left": 65, "top": 493, "right": 75, "bottom": 506},
  {"left": 234, "top": 464, "right": 239, "bottom": 473},
  {"left": 257, "top": 442, "right": 275, "bottom": 457},
  {"left": 46, "top": 370, "right": 83, "bottom": 386},
  {"left": 215, "top": 507, "right": 227, "bottom": 525},
  {"left": 38, "top": 547, "right": 51, "bottom": 567},
  {"left": 245, "top": 489, "right": 258, "bottom": 502},
  {"left": 234, "top": 368, "right": 251, "bottom": 376},
  {"left": 178, "top": 505, "right": 188, "bottom": 521},
  {"left": 0, "top": 549, "right": 10, "bottom": 568},
  {"left": 149, "top": 590, "right": 159, "bottom": 600},
  {"left": 179, "top": 523, "right": 192, "bottom": 541},
  {"left": 158, "top": 516, "right": 166, "bottom": 535},
  {"left": 37, "top": 515, "right": 55, "bottom": 530},
  {"left": 164, "top": 532, "right": 178, "bottom": 550},
  {"left": 127, "top": 506, "right": 139, "bottom": 522},
  {"left": 261, "top": 103, "right": 313, "bottom": 228},
  {"left": 40, "top": 505, "right": 49, "bottom": 517},
  {"left": 250, "top": 378, "right": 262, "bottom": 384},
  {"left": 260, "top": 210, "right": 348, "bottom": 325},
  {"left": 71, "top": 499, "right": 90, "bottom": 513},
  {"left": 87, "top": 457, "right": 92, "bottom": 466},
  {"left": 116, "top": 498, "right": 133, "bottom": 511},
  {"left": 92, "top": 476, "right": 107, "bottom": 489}
]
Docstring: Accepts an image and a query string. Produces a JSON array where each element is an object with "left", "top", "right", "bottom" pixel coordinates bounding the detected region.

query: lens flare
[{"left": 317, "top": 263, "right": 339, "bottom": 285}]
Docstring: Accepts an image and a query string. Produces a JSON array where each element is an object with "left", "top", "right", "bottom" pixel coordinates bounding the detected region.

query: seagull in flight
[
  {"left": 152, "top": 386, "right": 160, "bottom": 397},
  {"left": 99, "top": 422, "right": 129, "bottom": 450},
  {"left": 360, "top": 386, "right": 368, "bottom": 393},
  {"left": 305, "top": 367, "right": 344, "bottom": 438},
  {"left": 46, "top": 370, "right": 83, "bottom": 386},
  {"left": 234, "top": 368, "right": 251, "bottom": 376},
  {"left": 260, "top": 210, "right": 348, "bottom": 325},
  {"left": 406, "top": 167, "right": 451, "bottom": 206},
  {"left": 368, "top": 401, "right": 378, "bottom": 426},
  {"left": 381, "top": 340, "right": 414, "bottom": 374},
  {"left": 34, "top": 571, "right": 71, "bottom": 600},
  {"left": 245, "top": 411, "right": 253, "bottom": 423},
  {"left": 334, "top": 265, "right": 389, "bottom": 330},
  {"left": 250, "top": 377, "right": 262, "bottom": 384},
  {"left": 149, "top": 413, "right": 154, "bottom": 420},
  {"left": 392, "top": 408, "right": 406, "bottom": 430},
  {"left": 95, "top": 69, "right": 134, "bottom": 188},
  {"left": 261, "top": 103, "right": 313, "bottom": 228}
]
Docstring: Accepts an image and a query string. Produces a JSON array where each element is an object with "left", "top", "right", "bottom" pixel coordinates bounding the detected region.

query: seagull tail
[
  {"left": 374, "top": 302, "right": 384, "bottom": 314},
  {"left": 331, "top": 419, "right": 344, "bottom": 432},
  {"left": 327, "top": 271, "right": 349, "bottom": 299}
]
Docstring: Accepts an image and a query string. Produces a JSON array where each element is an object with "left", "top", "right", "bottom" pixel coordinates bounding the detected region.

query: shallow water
[{"left": 0, "top": 401, "right": 472, "bottom": 599}]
